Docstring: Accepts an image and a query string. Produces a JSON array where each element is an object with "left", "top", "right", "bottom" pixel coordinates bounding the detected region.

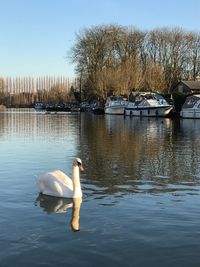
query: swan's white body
[{"left": 37, "top": 158, "right": 83, "bottom": 198}]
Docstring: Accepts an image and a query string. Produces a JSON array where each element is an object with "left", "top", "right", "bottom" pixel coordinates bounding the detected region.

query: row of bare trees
[
  {"left": 70, "top": 24, "right": 200, "bottom": 98},
  {"left": 0, "top": 76, "right": 78, "bottom": 106}
]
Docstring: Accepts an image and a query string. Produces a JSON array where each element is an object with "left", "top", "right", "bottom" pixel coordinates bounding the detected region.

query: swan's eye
[{"left": 77, "top": 161, "right": 82, "bottom": 166}]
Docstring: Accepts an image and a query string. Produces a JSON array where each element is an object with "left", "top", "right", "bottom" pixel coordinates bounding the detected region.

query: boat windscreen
[
  {"left": 110, "top": 96, "right": 124, "bottom": 101},
  {"left": 182, "top": 96, "right": 200, "bottom": 108}
]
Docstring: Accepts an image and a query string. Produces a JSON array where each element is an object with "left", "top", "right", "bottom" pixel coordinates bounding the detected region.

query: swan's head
[{"left": 73, "top": 158, "right": 84, "bottom": 171}]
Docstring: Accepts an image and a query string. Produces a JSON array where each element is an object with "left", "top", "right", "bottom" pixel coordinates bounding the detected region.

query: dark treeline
[
  {"left": 0, "top": 76, "right": 78, "bottom": 106},
  {"left": 71, "top": 24, "right": 200, "bottom": 99}
]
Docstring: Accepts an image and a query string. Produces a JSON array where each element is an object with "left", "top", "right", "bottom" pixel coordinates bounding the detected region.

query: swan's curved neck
[{"left": 72, "top": 166, "right": 82, "bottom": 198}]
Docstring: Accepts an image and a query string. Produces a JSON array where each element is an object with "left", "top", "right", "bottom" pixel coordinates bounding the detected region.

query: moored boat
[
  {"left": 104, "top": 96, "right": 128, "bottom": 115},
  {"left": 45, "top": 103, "right": 71, "bottom": 112},
  {"left": 91, "top": 99, "right": 105, "bottom": 114},
  {"left": 180, "top": 94, "right": 200, "bottom": 118},
  {"left": 124, "top": 92, "right": 173, "bottom": 117},
  {"left": 92, "top": 106, "right": 105, "bottom": 114},
  {"left": 34, "top": 102, "right": 45, "bottom": 110}
]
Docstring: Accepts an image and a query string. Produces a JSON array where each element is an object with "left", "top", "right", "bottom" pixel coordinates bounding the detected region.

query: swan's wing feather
[
  {"left": 50, "top": 170, "right": 73, "bottom": 189},
  {"left": 37, "top": 170, "right": 73, "bottom": 198}
]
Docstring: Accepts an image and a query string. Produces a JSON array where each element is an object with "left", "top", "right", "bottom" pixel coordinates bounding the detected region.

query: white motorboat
[
  {"left": 104, "top": 96, "right": 128, "bottom": 115},
  {"left": 180, "top": 94, "right": 200, "bottom": 118},
  {"left": 124, "top": 92, "right": 173, "bottom": 117}
]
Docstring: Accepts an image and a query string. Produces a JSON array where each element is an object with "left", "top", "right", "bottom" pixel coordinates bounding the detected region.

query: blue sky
[{"left": 1, "top": 0, "right": 200, "bottom": 78}]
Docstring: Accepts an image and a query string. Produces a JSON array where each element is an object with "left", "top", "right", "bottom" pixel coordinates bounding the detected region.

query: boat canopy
[
  {"left": 135, "top": 92, "right": 165, "bottom": 101},
  {"left": 182, "top": 95, "right": 200, "bottom": 108}
]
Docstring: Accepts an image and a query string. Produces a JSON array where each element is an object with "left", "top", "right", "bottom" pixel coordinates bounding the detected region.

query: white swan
[{"left": 37, "top": 158, "right": 84, "bottom": 198}]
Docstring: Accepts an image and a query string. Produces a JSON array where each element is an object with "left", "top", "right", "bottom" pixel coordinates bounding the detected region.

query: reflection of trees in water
[
  {"left": 0, "top": 110, "right": 80, "bottom": 141},
  {"left": 79, "top": 115, "right": 200, "bottom": 196},
  {"left": 2, "top": 111, "right": 200, "bottom": 197},
  {"left": 80, "top": 115, "right": 171, "bottom": 177},
  {"left": 0, "top": 114, "right": 5, "bottom": 137}
]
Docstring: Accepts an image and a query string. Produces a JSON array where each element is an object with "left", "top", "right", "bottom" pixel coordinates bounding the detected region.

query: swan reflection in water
[{"left": 36, "top": 194, "right": 82, "bottom": 232}]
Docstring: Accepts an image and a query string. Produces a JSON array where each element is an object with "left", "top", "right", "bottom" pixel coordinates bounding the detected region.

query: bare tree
[{"left": 70, "top": 25, "right": 200, "bottom": 97}]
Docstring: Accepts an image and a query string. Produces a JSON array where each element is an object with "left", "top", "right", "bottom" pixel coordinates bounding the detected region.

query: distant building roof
[
  {"left": 171, "top": 80, "right": 200, "bottom": 94},
  {"left": 181, "top": 81, "right": 200, "bottom": 90}
]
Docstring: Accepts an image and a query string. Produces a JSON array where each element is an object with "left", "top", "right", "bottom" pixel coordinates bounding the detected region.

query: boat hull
[
  {"left": 34, "top": 103, "right": 45, "bottom": 110},
  {"left": 92, "top": 107, "right": 105, "bottom": 114},
  {"left": 104, "top": 96, "right": 128, "bottom": 115},
  {"left": 180, "top": 109, "right": 200, "bottom": 118},
  {"left": 105, "top": 107, "right": 125, "bottom": 115},
  {"left": 46, "top": 108, "right": 71, "bottom": 112},
  {"left": 125, "top": 106, "right": 173, "bottom": 117}
]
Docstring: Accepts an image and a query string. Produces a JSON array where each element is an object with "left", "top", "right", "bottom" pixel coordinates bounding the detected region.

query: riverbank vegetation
[
  {"left": 0, "top": 76, "right": 78, "bottom": 107},
  {"left": 70, "top": 24, "right": 200, "bottom": 99},
  {"left": 1, "top": 25, "right": 200, "bottom": 107}
]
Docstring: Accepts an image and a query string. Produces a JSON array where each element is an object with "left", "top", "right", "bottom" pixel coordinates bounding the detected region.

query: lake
[{"left": 0, "top": 109, "right": 200, "bottom": 267}]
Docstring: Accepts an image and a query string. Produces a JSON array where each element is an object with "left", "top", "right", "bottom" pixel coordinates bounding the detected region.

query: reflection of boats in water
[
  {"left": 36, "top": 194, "right": 82, "bottom": 231},
  {"left": 180, "top": 117, "right": 200, "bottom": 133},
  {"left": 105, "top": 113, "right": 171, "bottom": 136},
  {"left": 180, "top": 94, "right": 200, "bottom": 118},
  {"left": 125, "top": 92, "right": 173, "bottom": 117}
]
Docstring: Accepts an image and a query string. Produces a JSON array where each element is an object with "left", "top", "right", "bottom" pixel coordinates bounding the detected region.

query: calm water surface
[{"left": 1, "top": 109, "right": 200, "bottom": 267}]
